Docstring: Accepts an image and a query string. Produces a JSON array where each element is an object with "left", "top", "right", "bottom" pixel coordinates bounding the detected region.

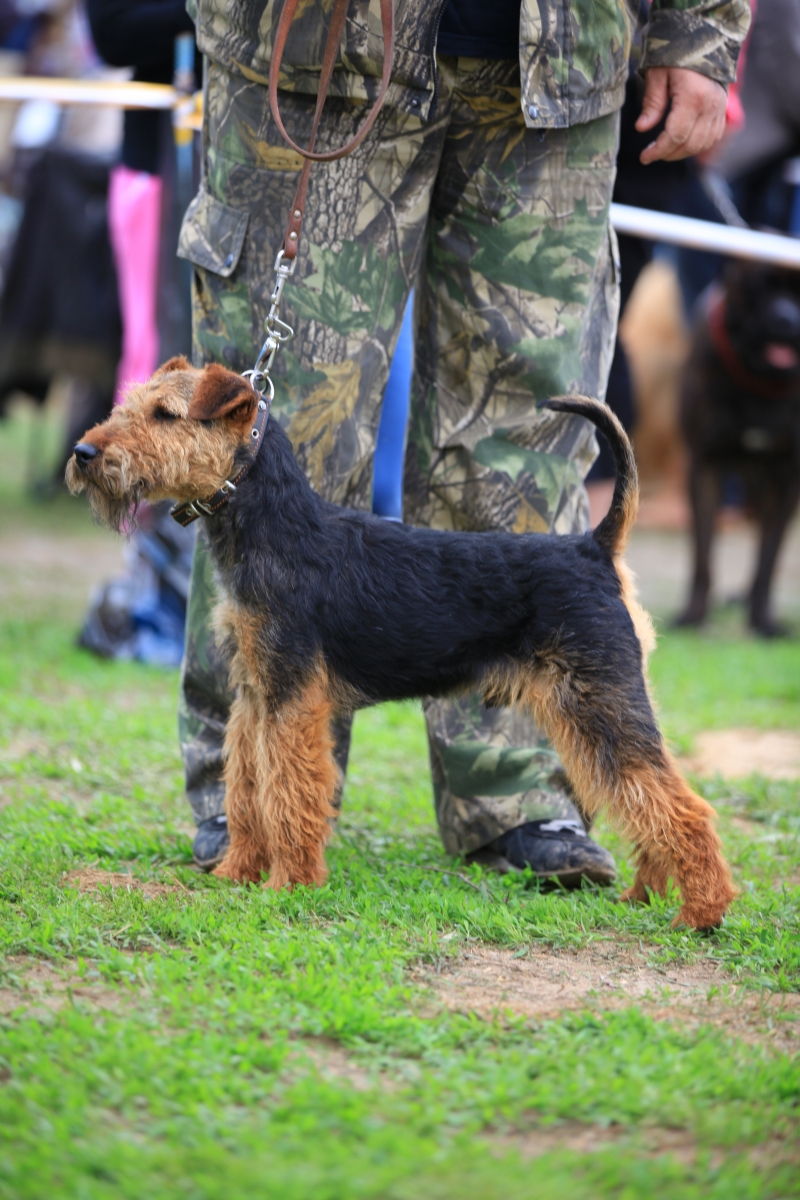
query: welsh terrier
[{"left": 66, "top": 357, "right": 736, "bottom": 929}]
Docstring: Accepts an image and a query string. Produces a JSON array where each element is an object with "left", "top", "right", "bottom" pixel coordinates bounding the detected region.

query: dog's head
[
  {"left": 66, "top": 358, "right": 259, "bottom": 531},
  {"left": 722, "top": 260, "right": 800, "bottom": 378}
]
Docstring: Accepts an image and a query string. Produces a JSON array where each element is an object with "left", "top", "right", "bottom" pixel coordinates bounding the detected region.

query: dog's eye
[{"left": 154, "top": 407, "right": 179, "bottom": 421}]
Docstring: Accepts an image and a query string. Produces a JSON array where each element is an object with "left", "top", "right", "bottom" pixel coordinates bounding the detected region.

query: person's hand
[{"left": 636, "top": 67, "right": 727, "bottom": 164}]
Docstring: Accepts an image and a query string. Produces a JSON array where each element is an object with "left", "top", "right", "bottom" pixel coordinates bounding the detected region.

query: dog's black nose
[
  {"left": 767, "top": 297, "right": 800, "bottom": 340},
  {"left": 73, "top": 442, "right": 99, "bottom": 469}
]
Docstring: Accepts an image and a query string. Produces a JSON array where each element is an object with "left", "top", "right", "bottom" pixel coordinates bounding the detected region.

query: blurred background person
[
  {"left": 0, "top": 0, "right": 123, "bottom": 478},
  {"left": 87, "top": 0, "right": 198, "bottom": 402},
  {"left": 72, "top": 0, "right": 202, "bottom": 665}
]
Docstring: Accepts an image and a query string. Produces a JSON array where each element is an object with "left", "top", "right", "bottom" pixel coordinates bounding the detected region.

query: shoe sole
[
  {"left": 468, "top": 848, "right": 615, "bottom": 888},
  {"left": 193, "top": 852, "right": 227, "bottom": 872}
]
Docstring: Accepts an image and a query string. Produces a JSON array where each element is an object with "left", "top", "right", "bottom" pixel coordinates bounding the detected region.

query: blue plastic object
[{"left": 372, "top": 293, "right": 413, "bottom": 520}]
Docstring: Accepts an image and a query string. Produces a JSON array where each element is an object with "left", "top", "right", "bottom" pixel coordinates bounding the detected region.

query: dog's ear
[
  {"left": 157, "top": 355, "right": 192, "bottom": 374},
  {"left": 187, "top": 364, "right": 257, "bottom": 424}
]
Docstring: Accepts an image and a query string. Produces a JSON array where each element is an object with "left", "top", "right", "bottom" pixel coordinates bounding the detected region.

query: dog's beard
[
  {"left": 66, "top": 458, "right": 144, "bottom": 534},
  {"left": 82, "top": 481, "right": 143, "bottom": 534}
]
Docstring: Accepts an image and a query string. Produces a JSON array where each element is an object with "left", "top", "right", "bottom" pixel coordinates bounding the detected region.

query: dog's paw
[
  {"left": 212, "top": 856, "right": 265, "bottom": 885},
  {"left": 619, "top": 883, "right": 650, "bottom": 905},
  {"left": 672, "top": 901, "right": 730, "bottom": 931},
  {"left": 671, "top": 608, "right": 707, "bottom": 630},
  {"left": 751, "top": 617, "right": 792, "bottom": 639}
]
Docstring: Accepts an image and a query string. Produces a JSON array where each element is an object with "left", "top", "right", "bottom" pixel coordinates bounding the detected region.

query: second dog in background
[{"left": 678, "top": 260, "right": 800, "bottom": 636}]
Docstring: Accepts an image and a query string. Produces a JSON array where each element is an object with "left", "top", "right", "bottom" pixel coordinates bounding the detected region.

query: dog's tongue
[{"left": 764, "top": 343, "right": 799, "bottom": 369}]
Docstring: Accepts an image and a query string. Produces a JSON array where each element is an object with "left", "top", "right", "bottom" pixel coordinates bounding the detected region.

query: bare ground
[
  {"left": 681, "top": 729, "right": 800, "bottom": 780},
  {"left": 483, "top": 1122, "right": 799, "bottom": 1168},
  {"left": 0, "top": 528, "right": 123, "bottom": 621},
  {"left": 412, "top": 943, "right": 800, "bottom": 1055},
  {"left": 60, "top": 866, "right": 190, "bottom": 899},
  {"left": 0, "top": 955, "right": 137, "bottom": 1019}
]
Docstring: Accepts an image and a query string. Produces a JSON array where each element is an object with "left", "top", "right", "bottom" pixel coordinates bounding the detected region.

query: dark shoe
[
  {"left": 478, "top": 819, "right": 616, "bottom": 888},
  {"left": 193, "top": 814, "right": 229, "bottom": 870}
]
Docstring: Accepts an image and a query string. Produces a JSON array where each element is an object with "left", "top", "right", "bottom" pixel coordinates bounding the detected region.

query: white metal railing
[
  {"left": 610, "top": 203, "right": 800, "bottom": 269},
  {"left": 1, "top": 77, "right": 799, "bottom": 265},
  {"left": 0, "top": 76, "right": 201, "bottom": 130}
]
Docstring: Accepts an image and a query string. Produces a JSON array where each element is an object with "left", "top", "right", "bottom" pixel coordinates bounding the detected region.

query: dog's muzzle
[{"left": 73, "top": 443, "right": 99, "bottom": 470}]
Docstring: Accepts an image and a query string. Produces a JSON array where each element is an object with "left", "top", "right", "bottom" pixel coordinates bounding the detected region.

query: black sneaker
[
  {"left": 193, "top": 814, "right": 229, "bottom": 870},
  {"left": 476, "top": 819, "right": 616, "bottom": 888}
]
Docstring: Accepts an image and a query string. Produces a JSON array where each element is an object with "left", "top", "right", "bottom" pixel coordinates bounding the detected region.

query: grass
[
  {"left": 649, "top": 630, "right": 800, "bottom": 749},
  {"left": 1, "top": 404, "right": 799, "bottom": 1198}
]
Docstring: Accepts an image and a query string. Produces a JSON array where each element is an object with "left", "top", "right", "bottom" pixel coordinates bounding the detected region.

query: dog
[
  {"left": 66, "top": 357, "right": 736, "bottom": 929},
  {"left": 677, "top": 260, "right": 800, "bottom": 636}
]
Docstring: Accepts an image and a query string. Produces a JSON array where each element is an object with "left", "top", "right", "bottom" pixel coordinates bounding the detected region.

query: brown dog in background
[{"left": 677, "top": 260, "right": 800, "bottom": 636}]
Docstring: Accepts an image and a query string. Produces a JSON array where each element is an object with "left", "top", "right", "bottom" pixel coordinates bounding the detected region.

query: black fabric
[
  {"left": 0, "top": 149, "right": 121, "bottom": 412},
  {"left": 87, "top": 0, "right": 197, "bottom": 174},
  {"left": 437, "top": 0, "right": 521, "bottom": 61},
  {"left": 587, "top": 72, "right": 690, "bottom": 482}
]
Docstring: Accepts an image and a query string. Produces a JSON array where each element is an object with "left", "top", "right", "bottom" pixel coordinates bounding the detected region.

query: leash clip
[{"left": 243, "top": 249, "right": 296, "bottom": 402}]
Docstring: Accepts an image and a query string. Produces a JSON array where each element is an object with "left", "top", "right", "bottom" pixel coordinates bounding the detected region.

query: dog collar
[
  {"left": 170, "top": 396, "right": 271, "bottom": 527},
  {"left": 707, "top": 288, "right": 799, "bottom": 400}
]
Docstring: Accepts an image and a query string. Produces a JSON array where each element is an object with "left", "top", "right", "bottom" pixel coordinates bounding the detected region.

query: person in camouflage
[{"left": 178, "top": 0, "right": 748, "bottom": 876}]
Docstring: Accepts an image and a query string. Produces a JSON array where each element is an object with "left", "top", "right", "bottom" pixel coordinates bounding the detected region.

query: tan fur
[
  {"left": 614, "top": 555, "right": 657, "bottom": 664},
  {"left": 209, "top": 608, "right": 338, "bottom": 888},
  {"left": 65, "top": 365, "right": 248, "bottom": 529}
]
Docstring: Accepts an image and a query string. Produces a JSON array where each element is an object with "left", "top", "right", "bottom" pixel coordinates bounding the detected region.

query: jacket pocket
[{"left": 177, "top": 188, "right": 249, "bottom": 277}]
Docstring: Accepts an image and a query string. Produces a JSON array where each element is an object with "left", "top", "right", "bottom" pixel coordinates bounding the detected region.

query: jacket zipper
[{"left": 428, "top": 0, "right": 449, "bottom": 121}]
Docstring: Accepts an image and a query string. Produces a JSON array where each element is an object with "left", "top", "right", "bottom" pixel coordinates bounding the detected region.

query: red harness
[{"left": 706, "top": 287, "right": 799, "bottom": 399}]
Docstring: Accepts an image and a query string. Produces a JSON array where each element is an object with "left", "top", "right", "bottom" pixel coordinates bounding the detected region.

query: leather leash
[
  {"left": 171, "top": 0, "right": 395, "bottom": 527},
  {"left": 271, "top": 0, "right": 395, "bottom": 264}
]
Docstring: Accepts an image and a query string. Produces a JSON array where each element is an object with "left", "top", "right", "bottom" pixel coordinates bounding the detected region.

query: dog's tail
[{"left": 541, "top": 396, "right": 638, "bottom": 556}]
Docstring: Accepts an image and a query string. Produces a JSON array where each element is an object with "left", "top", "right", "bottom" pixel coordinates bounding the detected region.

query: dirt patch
[
  {"left": 0, "top": 532, "right": 119, "bottom": 576},
  {"left": 0, "top": 528, "right": 123, "bottom": 622},
  {"left": 413, "top": 943, "right": 800, "bottom": 1054},
  {"left": 291, "top": 1036, "right": 378, "bottom": 1092},
  {"left": 681, "top": 729, "right": 800, "bottom": 781},
  {"left": 0, "top": 735, "right": 49, "bottom": 764},
  {"left": 484, "top": 1122, "right": 798, "bottom": 1168},
  {"left": 0, "top": 956, "right": 133, "bottom": 1018},
  {"left": 60, "top": 867, "right": 187, "bottom": 900}
]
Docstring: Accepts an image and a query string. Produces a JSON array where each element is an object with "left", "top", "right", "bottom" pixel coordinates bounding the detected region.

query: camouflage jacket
[{"left": 188, "top": 0, "right": 750, "bottom": 130}]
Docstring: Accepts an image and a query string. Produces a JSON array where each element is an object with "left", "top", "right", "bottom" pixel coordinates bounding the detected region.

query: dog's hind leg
[
  {"left": 214, "top": 686, "right": 273, "bottom": 884},
  {"left": 613, "top": 757, "right": 736, "bottom": 929},
  {"left": 522, "top": 668, "right": 736, "bottom": 929},
  {"left": 260, "top": 674, "right": 339, "bottom": 891}
]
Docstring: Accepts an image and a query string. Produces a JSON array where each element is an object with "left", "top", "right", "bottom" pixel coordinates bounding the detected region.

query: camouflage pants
[{"left": 177, "top": 56, "right": 620, "bottom": 856}]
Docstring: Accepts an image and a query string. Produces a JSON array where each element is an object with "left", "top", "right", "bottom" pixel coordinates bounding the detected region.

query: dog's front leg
[
  {"left": 676, "top": 459, "right": 719, "bottom": 627},
  {"left": 214, "top": 686, "right": 273, "bottom": 884},
  {"left": 749, "top": 474, "right": 800, "bottom": 636},
  {"left": 261, "top": 677, "right": 339, "bottom": 890}
]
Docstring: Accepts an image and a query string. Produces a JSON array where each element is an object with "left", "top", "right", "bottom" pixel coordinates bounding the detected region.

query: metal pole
[
  {"left": 0, "top": 77, "right": 178, "bottom": 109},
  {"left": 2, "top": 79, "right": 800, "bottom": 268},
  {"left": 610, "top": 202, "right": 800, "bottom": 269}
]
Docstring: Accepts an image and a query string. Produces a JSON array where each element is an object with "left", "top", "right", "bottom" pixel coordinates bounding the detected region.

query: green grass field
[{"left": 1, "top": 404, "right": 799, "bottom": 1198}]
